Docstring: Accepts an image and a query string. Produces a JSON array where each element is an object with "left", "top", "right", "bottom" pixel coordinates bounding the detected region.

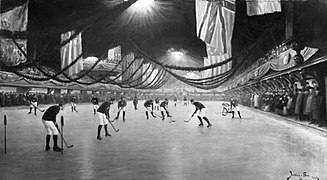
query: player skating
[
  {"left": 91, "top": 96, "right": 99, "bottom": 114},
  {"left": 144, "top": 99, "right": 156, "bottom": 119},
  {"left": 133, "top": 96, "right": 138, "bottom": 110},
  {"left": 41, "top": 102, "right": 65, "bottom": 152},
  {"left": 190, "top": 99, "right": 212, "bottom": 128},
  {"left": 160, "top": 99, "right": 172, "bottom": 120},
  {"left": 114, "top": 97, "right": 127, "bottom": 121},
  {"left": 231, "top": 98, "right": 242, "bottom": 118},
  {"left": 155, "top": 98, "right": 160, "bottom": 111},
  {"left": 174, "top": 97, "right": 177, "bottom": 107},
  {"left": 28, "top": 93, "right": 38, "bottom": 115},
  {"left": 71, "top": 96, "right": 78, "bottom": 112}
]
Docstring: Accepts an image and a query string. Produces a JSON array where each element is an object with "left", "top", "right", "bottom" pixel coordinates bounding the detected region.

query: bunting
[{"left": 60, "top": 31, "right": 84, "bottom": 76}]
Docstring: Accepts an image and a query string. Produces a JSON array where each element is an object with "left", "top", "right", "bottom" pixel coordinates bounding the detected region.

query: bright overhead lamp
[{"left": 131, "top": 0, "right": 155, "bottom": 8}]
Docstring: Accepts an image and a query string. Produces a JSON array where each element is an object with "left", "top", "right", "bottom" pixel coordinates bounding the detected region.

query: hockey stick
[
  {"left": 57, "top": 116, "right": 73, "bottom": 149},
  {"left": 58, "top": 132, "right": 74, "bottom": 148},
  {"left": 107, "top": 117, "right": 120, "bottom": 132},
  {"left": 23, "top": 97, "right": 45, "bottom": 112},
  {"left": 184, "top": 116, "right": 192, "bottom": 122},
  {"left": 56, "top": 128, "right": 73, "bottom": 148},
  {"left": 146, "top": 107, "right": 162, "bottom": 118},
  {"left": 168, "top": 116, "right": 175, "bottom": 123}
]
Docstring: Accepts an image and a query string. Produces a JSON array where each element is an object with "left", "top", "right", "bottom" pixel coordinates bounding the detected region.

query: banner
[
  {"left": 246, "top": 0, "right": 281, "bottom": 16},
  {"left": 60, "top": 31, "right": 84, "bottom": 76}
]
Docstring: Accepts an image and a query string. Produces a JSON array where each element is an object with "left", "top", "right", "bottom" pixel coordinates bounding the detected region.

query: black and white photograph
[{"left": 1, "top": 0, "right": 327, "bottom": 179}]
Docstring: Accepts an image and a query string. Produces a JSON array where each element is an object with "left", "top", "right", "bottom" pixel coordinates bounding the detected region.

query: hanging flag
[
  {"left": 203, "top": 45, "right": 232, "bottom": 77},
  {"left": 0, "top": 2, "right": 28, "bottom": 32},
  {"left": 196, "top": 0, "right": 235, "bottom": 54},
  {"left": 0, "top": 2, "right": 28, "bottom": 67},
  {"left": 122, "top": 52, "right": 135, "bottom": 81},
  {"left": 246, "top": 0, "right": 281, "bottom": 16},
  {"left": 107, "top": 46, "right": 121, "bottom": 64},
  {"left": 60, "top": 31, "right": 84, "bottom": 76}
]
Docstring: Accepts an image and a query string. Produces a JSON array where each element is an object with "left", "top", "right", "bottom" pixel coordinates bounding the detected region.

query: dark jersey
[
  {"left": 144, "top": 100, "right": 153, "bottom": 107},
  {"left": 97, "top": 101, "right": 112, "bottom": 116},
  {"left": 118, "top": 100, "right": 127, "bottom": 108},
  {"left": 160, "top": 101, "right": 168, "bottom": 107},
  {"left": 42, "top": 105, "right": 60, "bottom": 122},
  {"left": 91, "top": 97, "right": 99, "bottom": 105},
  {"left": 30, "top": 96, "right": 37, "bottom": 102},
  {"left": 133, "top": 98, "right": 138, "bottom": 104},
  {"left": 71, "top": 97, "right": 76, "bottom": 103},
  {"left": 193, "top": 102, "right": 205, "bottom": 110}
]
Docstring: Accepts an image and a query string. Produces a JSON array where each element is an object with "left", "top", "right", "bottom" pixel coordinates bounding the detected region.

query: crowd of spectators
[{"left": 227, "top": 82, "right": 326, "bottom": 127}]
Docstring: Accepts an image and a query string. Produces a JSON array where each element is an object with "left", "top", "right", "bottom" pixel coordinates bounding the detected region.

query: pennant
[
  {"left": 60, "top": 31, "right": 84, "bottom": 76},
  {"left": 246, "top": 0, "right": 281, "bottom": 16}
]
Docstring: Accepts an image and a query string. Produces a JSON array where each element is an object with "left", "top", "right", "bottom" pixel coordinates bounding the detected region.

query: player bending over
[
  {"left": 96, "top": 100, "right": 113, "bottom": 140},
  {"left": 160, "top": 99, "right": 172, "bottom": 120},
  {"left": 190, "top": 99, "right": 212, "bottom": 128},
  {"left": 144, "top": 99, "right": 156, "bottom": 119},
  {"left": 41, "top": 102, "right": 65, "bottom": 152}
]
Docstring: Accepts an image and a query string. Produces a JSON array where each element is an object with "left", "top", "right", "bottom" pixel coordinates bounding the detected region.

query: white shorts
[
  {"left": 71, "top": 102, "right": 76, "bottom": 107},
  {"left": 93, "top": 105, "right": 99, "bottom": 110},
  {"left": 97, "top": 112, "right": 109, "bottom": 125},
  {"left": 196, "top": 108, "right": 206, "bottom": 117},
  {"left": 118, "top": 107, "right": 126, "bottom": 111},
  {"left": 42, "top": 120, "right": 59, "bottom": 135},
  {"left": 232, "top": 106, "right": 240, "bottom": 111},
  {"left": 160, "top": 106, "right": 167, "bottom": 111},
  {"left": 30, "top": 102, "right": 37, "bottom": 108},
  {"left": 144, "top": 106, "right": 152, "bottom": 112}
]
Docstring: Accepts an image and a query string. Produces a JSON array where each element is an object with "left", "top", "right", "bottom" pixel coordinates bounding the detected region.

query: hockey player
[
  {"left": 41, "top": 102, "right": 65, "bottom": 152},
  {"left": 28, "top": 93, "right": 38, "bottom": 115},
  {"left": 133, "top": 96, "right": 138, "bottom": 110},
  {"left": 91, "top": 96, "right": 99, "bottom": 114},
  {"left": 231, "top": 98, "right": 242, "bottom": 118},
  {"left": 174, "top": 97, "right": 177, "bottom": 107},
  {"left": 96, "top": 100, "right": 113, "bottom": 140},
  {"left": 154, "top": 98, "right": 160, "bottom": 111},
  {"left": 71, "top": 96, "right": 78, "bottom": 112},
  {"left": 144, "top": 99, "right": 156, "bottom": 119},
  {"left": 160, "top": 99, "right": 172, "bottom": 120},
  {"left": 190, "top": 99, "right": 212, "bottom": 128},
  {"left": 114, "top": 97, "right": 127, "bottom": 121}
]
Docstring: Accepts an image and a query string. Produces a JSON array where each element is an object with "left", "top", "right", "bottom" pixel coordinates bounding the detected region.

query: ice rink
[{"left": 1, "top": 101, "right": 326, "bottom": 180}]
